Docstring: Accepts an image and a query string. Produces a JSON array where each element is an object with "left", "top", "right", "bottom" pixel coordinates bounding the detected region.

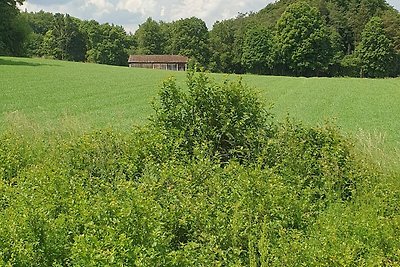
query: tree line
[
  {"left": 23, "top": 11, "right": 133, "bottom": 66},
  {"left": 1, "top": 0, "right": 400, "bottom": 77}
]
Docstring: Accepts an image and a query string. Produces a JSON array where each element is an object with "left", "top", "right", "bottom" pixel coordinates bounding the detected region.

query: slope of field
[
  {"left": 0, "top": 56, "right": 184, "bottom": 131},
  {"left": 244, "top": 75, "right": 400, "bottom": 150},
  {"left": 1, "top": 56, "right": 400, "bottom": 149}
]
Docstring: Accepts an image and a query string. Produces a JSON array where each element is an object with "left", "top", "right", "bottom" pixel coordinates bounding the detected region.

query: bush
[
  {"left": 0, "top": 132, "right": 34, "bottom": 182},
  {"left": 263, "top": 120, "right": 358, "bottom": 202},
  {"left": 152, "top": 70, "right": 274, "bottom": 163}
]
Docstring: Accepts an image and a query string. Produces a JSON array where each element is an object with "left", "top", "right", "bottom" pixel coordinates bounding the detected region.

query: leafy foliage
[
  {"left": 165, "top": 17, "right": 210, "bottom": 67},
  {"left": 208, "top": 19, "right": 238, "bottom": 73},
  {"left": 152, "top": 70, "right": 273, "bottom": 162},
  {"left": 134, "top": 17, "right": 166, "bottom": 55},
  {"left": 40, "top": 14, "right": 86, "bottom": 61},
  {"left": 84, "top": 23, "right": 129, "bottom": 66},
  {"left": 0, "top": 0, "right": 29, "bottom": 56},
  {"left": 357, "top": 16, "right": 396, "bottom": 77},
  {"left": 14, "top": 0, "right": 400, "bottom": 77},
  {"left": 22, "top": 12, "right": 130, "bottom": 65},
  {"left": 242, "top": 27, "right": 275, "bottom": 74},
  {"left": 276, "top": 2, "right": 333, "bottom": 76}
]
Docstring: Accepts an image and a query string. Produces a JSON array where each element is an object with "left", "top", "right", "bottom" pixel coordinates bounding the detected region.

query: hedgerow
[{"left": 0, "top": 71, "right": 399, "bottom": 266}]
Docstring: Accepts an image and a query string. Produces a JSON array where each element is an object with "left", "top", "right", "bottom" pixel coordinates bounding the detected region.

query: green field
[
  {"left": 2, "top": 56, "right": 400, "bottom": 149},
  {"left": 1, "top": 56, "right": 400, "bottom": 265}
]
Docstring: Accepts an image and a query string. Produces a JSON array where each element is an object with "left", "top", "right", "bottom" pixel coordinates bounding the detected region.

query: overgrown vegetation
[{"left": 1, "top": 71, "right": 399, "bottom": 265}]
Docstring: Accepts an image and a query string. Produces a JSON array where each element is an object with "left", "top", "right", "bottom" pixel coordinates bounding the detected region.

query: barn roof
[{"left": 128, "top": 55, "right": 189, "bottom": 64}]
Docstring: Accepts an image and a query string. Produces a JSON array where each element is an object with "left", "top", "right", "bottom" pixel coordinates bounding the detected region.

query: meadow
[
  {"left": 2, "top": 56, "right": 400, "bottom": 150},
  {"left": 1, "top": 57, "right": 400, "bottom": 265}
]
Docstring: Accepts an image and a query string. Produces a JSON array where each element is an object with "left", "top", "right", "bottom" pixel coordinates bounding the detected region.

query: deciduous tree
[
  {"left": 241, "top": 27, "right": 275, "bottom": 74},
  {"left": 41, "top": 14, "right": 86, "bottom": 61},
  {"left": 357, "top": 16, "right": 396, "bottom": 77},
  {"left": 276, "top": 2, "right": 333, "bottom": 76},
  {"left": 209, "top": 19, "right": 240, "bottom": 73},
  {"left": 0, "top": 0, "right": 29, "bottom": 55},
  {"left": 167, "top": 17, "right": 210, "bottom": 67},
  {"left": 134, "top": 18, "right": 165, "bottom": 55}
]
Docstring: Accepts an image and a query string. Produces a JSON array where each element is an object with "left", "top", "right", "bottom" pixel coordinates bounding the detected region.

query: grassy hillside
[
  {"left": 0, "top": 56, "right": 182, "bottom": 131},
  {"left": 1, "top": 56, "right": 400, "bottom": 149},
  {"left": 245, "top": 75, "right": 400, "bottom": 150}
]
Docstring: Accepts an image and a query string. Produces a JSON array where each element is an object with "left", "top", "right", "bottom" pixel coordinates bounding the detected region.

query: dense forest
[{"left": 1, "top": 0, "right": 400, "bottom": 77}]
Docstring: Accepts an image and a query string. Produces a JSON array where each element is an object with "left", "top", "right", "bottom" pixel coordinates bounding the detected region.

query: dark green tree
[
  {"left": 23, "top": 10, "right": 54, "bottom": 35},
  {"left": 209, "top": 19, "right": 244, "bottom": 73},
  {"left": 241, "top": 27, "right": 275, "bottom": 74},
  {"left": 41, "top": 13, "right": 86, "bottom": 61},
  {"left": 0, "top": 0, "right": 29, "bottom": 55},
  {"left": 134, "top": 18, "right": 165, "bottom": 54},
  {"left": 167, "top": 17, "right": 210, "bottom": 67},
  {"left": 276, "top": 2, "right": 333, "bottom": 76},
  {"left": 80, "top": 20, "right": 102, "bottom": 52},
  {"left": 347, "top": 0, "right": 388, "bottom": 44},
  {"left": 324, "top": 1, "right": 354, "bottom": 55},
  {"left": 356, "top": 16, "right": 396, "bottom": 77},
  {"left": 209, "top": 19, "right": 238, "bottom": 73},
  {"left": 22, "top": 11, "right": 54, "bottom": 57},
  {"left": 381, "top": 9, "right": 400, "bottom": 53},
  {"left": 85, "top": 23, "right": 129, "bottom": 66}
]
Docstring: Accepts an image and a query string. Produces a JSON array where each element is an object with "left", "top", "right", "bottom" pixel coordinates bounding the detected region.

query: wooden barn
[{"left": 128, "top": 55, "right": 189, "bottom": 71}]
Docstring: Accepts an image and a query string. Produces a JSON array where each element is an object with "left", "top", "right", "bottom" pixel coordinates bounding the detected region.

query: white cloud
[
  {"left": 85, "top": 0, "right": 114, "bottom": 13},
  {"left": 160, "top": 6, "right": 165, "bottom": 17},
  {"left": 387, "top": 0, "right": 400, "bottom": 11},
  {"left": 21, "top": 0, "right": 400, "bottom": 33},
  {"left": 22, "top": 0, "right": 269, "bottom": 30},
  {"left": 116, "top": 0, "right": 157, "bottom": 17}
]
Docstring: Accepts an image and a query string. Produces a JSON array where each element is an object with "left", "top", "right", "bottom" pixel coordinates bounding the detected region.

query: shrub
[
  {"left": 263, "top": 119, "right": 358, "bottom": 202},
  {"left": 152, "top": 70, "right": 274, "bottom": 163},
  {"left": 0, "top": 132, "right": 33, "bottom": 182}
]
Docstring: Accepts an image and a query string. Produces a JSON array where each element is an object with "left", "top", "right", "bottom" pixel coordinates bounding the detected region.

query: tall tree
[
  {"left": 134, "top": 18, "right": 165, "bottom": 54},
  {"left": 356, "top": 16, "right": 396, "bottom": 77},
  {"left": 209, "top": 17, "right": 251, "bottom": 73},
  {"left": 0, "top": 0, "right": 29, "bottom": 55},
  {"left": 209, "top": 20, "right": 237, "bottom": 73},
  {"left": 324, "top": 1, "right": 354, "bottom": 55},
  {"left": 23, "top": 10, "right": 54, "bottom": 35},
  {"left": 41, "top": 13, "right": 86, "bottom": 61},
  {"left": 241, "top": 27, "right": 275, "bottom": 74},
  {"left": 85, "top": 23, "right": 129, "bottom": 66},
  {"left": 347, "top": 0, "right": 388, "bottom": 44},
  {"left": 167, "top": 17, "right": 210, "bottom": 67},
  {"left": 23, "top": 10, "right": 54, "bottom": 57},
  {"left": 276, "top": 2, "right": 333, "bottom": 76},
  {"left": 381, "top": 8, "right": 400, "bottom": 53}
]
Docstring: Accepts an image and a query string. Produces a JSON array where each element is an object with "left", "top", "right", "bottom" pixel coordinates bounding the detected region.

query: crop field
[{"left": 1, "top": 56, "right": 400, "bottom": 150}]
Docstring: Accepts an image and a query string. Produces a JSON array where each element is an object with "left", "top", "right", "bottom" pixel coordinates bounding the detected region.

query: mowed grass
[{"left": 1, "top": 56, "right": 400, "bottom": 150}]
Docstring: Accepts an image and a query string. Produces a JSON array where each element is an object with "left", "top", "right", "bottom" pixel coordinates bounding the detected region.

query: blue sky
[{"left": 21, "top": 0, "right": 400, "bottom": 33}]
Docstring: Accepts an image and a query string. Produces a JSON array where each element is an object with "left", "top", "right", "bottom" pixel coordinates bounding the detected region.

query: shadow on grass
[{"left": 0, "top": 58, "right": 59, "bottom": 67}]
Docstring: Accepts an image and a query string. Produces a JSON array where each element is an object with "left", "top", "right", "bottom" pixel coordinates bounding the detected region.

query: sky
[{"left": 20, "top": 0, "right": 400, "bottom": 33}]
